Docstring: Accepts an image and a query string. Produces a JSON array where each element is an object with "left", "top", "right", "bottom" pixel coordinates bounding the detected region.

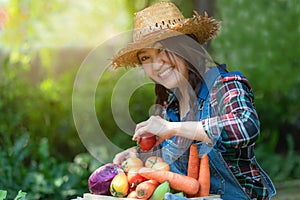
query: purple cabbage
[{"left": 88, "top": 163, "right": 124, "bottom": 195}]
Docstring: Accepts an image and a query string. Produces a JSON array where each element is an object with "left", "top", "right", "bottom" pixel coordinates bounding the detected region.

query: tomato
[
  {"left": 145, "top": 156, "right": 164, "bottom": 168},
  {"left": 152, "top": 161, "right": 170, "bottom": 171},
  {"left": 110, "top": 173, "right": 129, "bottom": 197},
  {"left": 121, "top": 157, "right": 143, "bottom": 173},
  {"left": 127, "top": 167, "right": 147, "bottom": 188},
  {"left": 138, "top": 133, "right": 156, "bottom": 152}
]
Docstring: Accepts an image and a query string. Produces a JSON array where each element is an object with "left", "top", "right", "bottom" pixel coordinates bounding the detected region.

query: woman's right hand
[
  {"left": 133, "top": 115, "right": 174, "bottom": 145},
  {"left": 112, "top": 146, "right": 138, "bottom": 165}
]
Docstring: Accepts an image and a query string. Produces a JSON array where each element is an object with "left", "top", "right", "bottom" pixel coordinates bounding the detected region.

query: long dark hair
[{"left": 153, "top": 34, "right": 220, "bottom": 120}]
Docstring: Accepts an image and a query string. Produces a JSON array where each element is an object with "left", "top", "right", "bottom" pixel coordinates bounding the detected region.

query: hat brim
[{"left": 112, "top": 12, "right": 220, "bottom": 68}]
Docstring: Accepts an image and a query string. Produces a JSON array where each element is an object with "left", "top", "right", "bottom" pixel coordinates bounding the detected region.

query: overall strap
[
  {"left": 196, "top": 66, "right": 227, "bottom": 120},
  {"left": 195, "top": 66, "right": 228, "bottom": 153}
]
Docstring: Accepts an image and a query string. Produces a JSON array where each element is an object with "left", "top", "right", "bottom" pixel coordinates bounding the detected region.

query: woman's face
[{"left": 137, "top": 42, "right": 189, "bottom": 89}]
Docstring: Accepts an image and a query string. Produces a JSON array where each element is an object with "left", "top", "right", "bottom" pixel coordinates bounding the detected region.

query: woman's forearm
[{"left": 170, "top": 121, "right": 212, "bottom": 144}]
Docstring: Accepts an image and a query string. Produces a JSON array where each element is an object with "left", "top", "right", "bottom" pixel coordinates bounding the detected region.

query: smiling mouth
[{"left": 159, "top": 68, "right": 174, "bottom": 78}]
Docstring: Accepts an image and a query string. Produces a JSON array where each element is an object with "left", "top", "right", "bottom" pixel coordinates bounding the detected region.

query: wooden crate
[{"left": 79, "top": 193, "right": 221, "bottom": 200}]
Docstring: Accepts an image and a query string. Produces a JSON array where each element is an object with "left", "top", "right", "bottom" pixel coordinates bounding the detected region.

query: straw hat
[{"left": 112, "top": 2, "right": 220, "bottom": 68}]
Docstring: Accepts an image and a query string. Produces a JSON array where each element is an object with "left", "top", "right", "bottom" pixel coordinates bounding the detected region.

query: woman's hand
[
  {"left": 133, "top": 115, "right": 175, "bottom": 145},
  {"left": 112, "top": 146, "right": 138, "bottom": 165}
]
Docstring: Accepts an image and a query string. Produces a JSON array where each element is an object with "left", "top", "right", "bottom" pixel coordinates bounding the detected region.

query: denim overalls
[{"left": 161, "top": 66, "right": 276, "bottom": 200}]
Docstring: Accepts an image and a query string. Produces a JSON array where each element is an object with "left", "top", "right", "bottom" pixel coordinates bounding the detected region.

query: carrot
[
  {"left": 127, "top": 190, "right": 147, "bottom": 199},
  {"left": 135, "top": 179, "right": 159, "bottom": 199},
  {"left": 196, "top": 153, "right": 210, "bottom": 197},
  {"left": 186, "top": 144, "right": 200, "bottom": 198},
  {"left": 127, "top": 190, "right": 138, "bottom": 198},
  {"left": 138, "top": 167, "right": 200, "bottom": 195},
  {"left": 187, "top": 144, "right": 199, "bottom": 180}
]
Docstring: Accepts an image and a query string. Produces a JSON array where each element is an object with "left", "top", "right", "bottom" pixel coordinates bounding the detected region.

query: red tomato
[{"left": 138, "top": 133, "right": 156, "bottom": 152}]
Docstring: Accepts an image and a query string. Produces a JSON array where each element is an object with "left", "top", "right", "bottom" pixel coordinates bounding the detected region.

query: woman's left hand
[{"left": 133, "top": 115, "right": 175, "bottom": 145}]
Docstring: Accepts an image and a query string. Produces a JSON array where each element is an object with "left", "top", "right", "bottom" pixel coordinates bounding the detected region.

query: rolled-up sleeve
[{"left": 202, "top": 74, "right": 260, "bottom": 149}]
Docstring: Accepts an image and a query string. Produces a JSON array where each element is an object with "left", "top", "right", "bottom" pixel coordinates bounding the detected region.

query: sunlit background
[{"left": 0, "top": 0, "right": 299, "bottom": 199}]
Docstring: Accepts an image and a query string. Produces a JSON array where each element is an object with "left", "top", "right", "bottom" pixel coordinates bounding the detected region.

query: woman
[{"left": 112, "top": 2, "right": 276, "bottom": 200}]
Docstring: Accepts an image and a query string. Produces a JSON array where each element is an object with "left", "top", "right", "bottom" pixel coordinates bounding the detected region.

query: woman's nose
[
  {"left": 152, "top": 52, "right": 166, "bottom": 71},
  {"left": 152, "top": 59, "right": 163, "bottom": 71}
]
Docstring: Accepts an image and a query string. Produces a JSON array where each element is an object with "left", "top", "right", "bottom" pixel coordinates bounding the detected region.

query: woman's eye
[
  {"left": 140, "top": 56, "right": 150, "bottom": 62},
  {"left": 157, "top": 48, "right": 164, "bottom": 53}
]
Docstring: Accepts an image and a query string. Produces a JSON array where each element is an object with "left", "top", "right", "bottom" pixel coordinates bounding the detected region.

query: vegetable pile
[{"left": 88, "top": 144, "right": 210, "bottom": 199}]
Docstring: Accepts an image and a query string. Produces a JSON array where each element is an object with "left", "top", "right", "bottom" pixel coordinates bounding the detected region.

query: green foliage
[
  {"left": 0, "top": 53, "right": 84, "bottom": 158},
  {"left": 212, "top": 0, "right": 300, "bottom": 146},
  {"left": 256, "top": 134, "right": 300, "bottom": 182},
  {"left": 0, "top": 0, "right": 157, "bottom": 196},
  {"left": 0, "top": 44, "right": 89, "bottom": 199},
  {"left": 0, "top": 58, "right": 155, "bottom": 199},
  {"left": 14, "top": 191, "right": 27, "bottom": 200},
  {"left": 95, "top": 68, "right": 155, "bottom": 149},
  {"left": 0, "top": 190, "right": 26, "bottom": 200},
  {"left": 0, "top": 2, "right": 156, "bottom": 198},
  {"left": 213, "top": 0, "right": 300, "bottom": 182},
  {"left": 0, "top": 132, "right": 99, "bottom": 199},
  {"left": 0, "top": 190, "right": 7, "bottom": 200},
  {"left": 1, "top": 0, "right": 132, "bottom": 48}
]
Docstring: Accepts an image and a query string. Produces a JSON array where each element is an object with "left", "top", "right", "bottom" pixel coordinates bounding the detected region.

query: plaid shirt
[{"left": 202, "top": 73, "right": 269, "bottom": 199}]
